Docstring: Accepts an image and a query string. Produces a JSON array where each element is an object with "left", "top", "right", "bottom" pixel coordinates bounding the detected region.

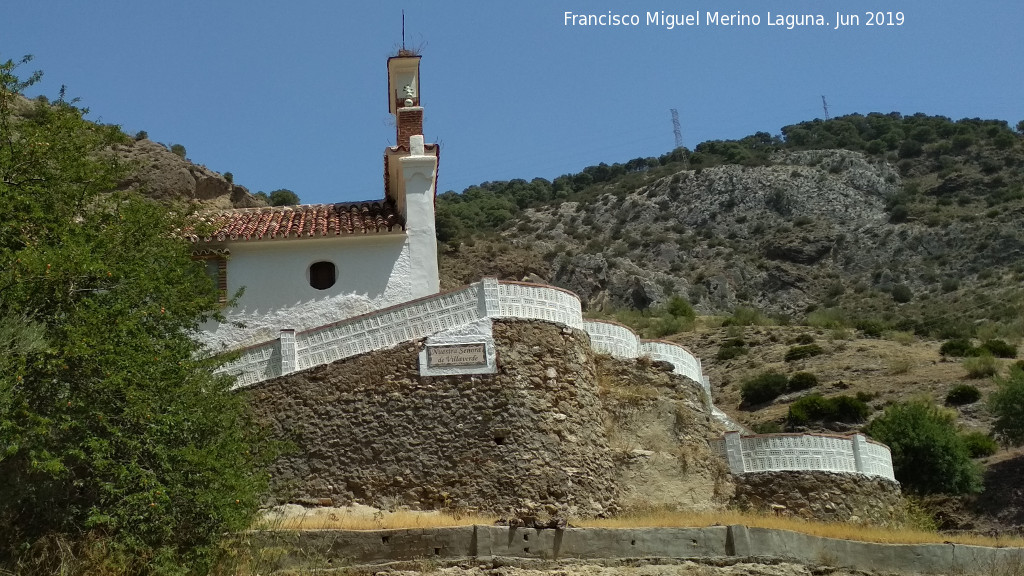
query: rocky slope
[
  {"left": 11, "top": 93, "right": 262, "bottom": 208},
  {"left": 442, "top": 148, "right": 1022, "bottom": 333},
  {"left": 114, "top": 137, "right": 263, "bottom": 208}
]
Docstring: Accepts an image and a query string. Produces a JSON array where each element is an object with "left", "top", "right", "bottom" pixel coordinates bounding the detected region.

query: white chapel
[{"left": 190, "top": 53, "right": 440, "bottom": 351}]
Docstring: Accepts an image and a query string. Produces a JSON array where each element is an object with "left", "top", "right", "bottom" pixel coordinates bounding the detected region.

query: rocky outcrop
[
  {"left": 114, "top": 138, "right": 263, "bottom": 208},
  {"left": 731, "top": 470, "right": 903, "bottom": 526},
  {"left": 596, "top": 356, "right": 733, "bottom": 511}
]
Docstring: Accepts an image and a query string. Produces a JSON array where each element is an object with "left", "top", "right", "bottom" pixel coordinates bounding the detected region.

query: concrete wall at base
[
  {"left": 245, "top": 525, "right": 1024, "bottom": 576},
  {"left": 475, "top": 525, "right": 728, "bottom": 561}
]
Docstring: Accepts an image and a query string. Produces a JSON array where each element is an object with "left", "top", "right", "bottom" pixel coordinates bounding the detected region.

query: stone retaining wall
[
  {"left": 731, "top": 470, "right": 904, "bottom": 526},
  {"left": 247, "top": 320, "right": 620, "bottom": 517}
]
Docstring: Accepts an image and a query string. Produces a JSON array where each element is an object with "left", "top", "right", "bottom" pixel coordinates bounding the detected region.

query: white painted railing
[
  {"left": 496, "top": 281, "right": 583, "bottom": 329},
  {"left": 711, "top": 432, "right": 896, "bottom": 481},
  {"left": 639, "top": 340, "right": 705, "bottom": 394},
  {"left": 582, "top": 320, "right": 641, "bottom": 359},
  {"left": 582, "top": 320, "right": 706, "bottom": 394},
  {"left": 215, "top": 278, "right": 705, "bottom": 391},
  {"left": 296, "top": 284, "right": 484, "bottom": 372}
]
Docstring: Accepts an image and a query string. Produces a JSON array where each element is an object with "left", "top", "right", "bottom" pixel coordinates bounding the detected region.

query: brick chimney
[{"left": 396, "top": 106, "right": 423, "bottom": 150}]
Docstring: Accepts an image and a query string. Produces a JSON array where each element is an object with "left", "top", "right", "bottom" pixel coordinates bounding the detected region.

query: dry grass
[
  {"left": 576, "top": 509, "right": 1024, "bottom": 548},
  {"left": 885, "top": 353, "right": 913, "bottom": 375},
  {"left": 257, "top": 508, "right": 497, "bottom": 531},
  {"left": 255, "top": 507, "right": 1024, "bottom": 549}
]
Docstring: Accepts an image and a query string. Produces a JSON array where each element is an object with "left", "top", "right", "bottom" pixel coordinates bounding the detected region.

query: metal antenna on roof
[{"left": 402, "top": 10, "right": 406, "bottom": 51}]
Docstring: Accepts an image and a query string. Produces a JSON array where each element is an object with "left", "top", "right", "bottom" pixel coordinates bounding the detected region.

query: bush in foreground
[
  {"left": 864, "top": 401, "right": 982, "bottom": 494},
  {"left": 0, "top": 58, "right": 271, "bottom": 576}
]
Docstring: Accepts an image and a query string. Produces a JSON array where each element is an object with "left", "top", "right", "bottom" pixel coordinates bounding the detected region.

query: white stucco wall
[{"left": 200, "top": 233, "right": 431, "bottom": 351}]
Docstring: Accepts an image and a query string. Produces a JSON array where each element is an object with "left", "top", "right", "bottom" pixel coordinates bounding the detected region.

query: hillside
[
  {"left": 8, "top": 92, "right": 262, "bottom": 209},
  {"left": 437, "top": 112, "right": 1024, "bottom": 531},
  {"left": 439, "top": 113, "right": 1024, "bottom": 341}
]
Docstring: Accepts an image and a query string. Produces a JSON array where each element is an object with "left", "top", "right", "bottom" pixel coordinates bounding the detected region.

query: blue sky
[{"left": 3, "top": 1, "right": 1021, "bottom": 204}]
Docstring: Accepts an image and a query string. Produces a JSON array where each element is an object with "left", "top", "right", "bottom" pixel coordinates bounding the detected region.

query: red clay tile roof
[{"left": 187, "top": 200, "right": 404, "bottom": 242}]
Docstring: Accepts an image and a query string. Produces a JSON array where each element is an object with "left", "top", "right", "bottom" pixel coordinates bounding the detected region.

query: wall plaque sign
[{"left": 427, "top": 343, "right": 487, "bottom": 367}]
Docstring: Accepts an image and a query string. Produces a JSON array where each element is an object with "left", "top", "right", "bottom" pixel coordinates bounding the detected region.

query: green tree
[
  {"left": 0, "top": 57, "right": 270, "bottom": 575},
  {"left": 990, "top": 366, "right": 1024, "bottom": 445},
  {"left": 268, "top": 188, "right": 300, "bottom": 206},
  {"left": 864, "top": 400, "right": 982, "bottom": 494}
]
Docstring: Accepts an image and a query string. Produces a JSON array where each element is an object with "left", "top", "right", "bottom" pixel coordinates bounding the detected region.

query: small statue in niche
[{"left": 402, "top": 84, "right": 416, "bottom": 107}]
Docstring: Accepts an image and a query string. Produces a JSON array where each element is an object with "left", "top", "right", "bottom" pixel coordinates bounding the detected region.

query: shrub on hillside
[
  {"left": 963, "top": 355, "right": 998, "bottom": 379},
  {"left": 990, "top": 366, "right": 1024, "bottom": 445},
  {"left": 855, "top": 318, "right": 887, "bottom": 338},
  {"left": 961, "top": 431, "right": 999, "bottom": 458},
  {"left": 752, "top": 421, "right": 783, "bottom": 434},
  {"left": 716, "top": 338, "right": 747, "bottom": 361},
  {"left": 740, "top": 371, "right": 789, "bottom": 405},
  {"left": 785, "top": 344, "right": 824, "bottom": 362},
  {"left": 940, "top": 338, "right": 979, "bottom": 357},
  {"left": 787, "top": 371, "right": 819, "bottom": 391},
  {"left": 980, "top": 339, "right": 1017, "bottom": 359},
  {"left": 665, "top": 296, "right": 696, "bottom": 320},
  {"left": 891, "top": 284, "right": 914, "bottom": 303},
  {"left": 790, "top": 333, "right": 815, "bottom": 345},
  {"left": 864, "top": 401, "right": 982, "bottom": 494},
  {"left": 787, "top": 394, "right": 870, "bottom": 426},
  {"left": 945, "top": 384, "right": 982, "bottom": 406}
]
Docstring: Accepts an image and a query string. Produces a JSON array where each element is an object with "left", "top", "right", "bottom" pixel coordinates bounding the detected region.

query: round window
[{"left": 308, "top": 261, "right": 337, "bottom": 290}]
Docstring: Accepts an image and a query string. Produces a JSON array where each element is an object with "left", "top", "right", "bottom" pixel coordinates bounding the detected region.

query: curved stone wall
[
  {"left": 731, "top": 470, "right": 904, "bottom": 526},
  {"left": 247, "top": 320, "right": 620, "bottom": 516}
]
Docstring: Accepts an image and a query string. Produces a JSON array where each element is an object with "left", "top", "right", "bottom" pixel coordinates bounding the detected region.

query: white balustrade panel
[
  {"left": 215, "top": 341, "right": 283, "bottom": 388},
  {"left": 711, "top": 433, "right": 895, "bottom": 481},
  {"left": 294, "top": 285, "right": 482, "bottom": 371},
  {"left": 582, "top": 321, "right": 640, "bottom": 358},
  {"left": 861, "top": 440, "right": 896, "bottom": 479},
  {"left": 495, "top": 282, "right": 583, "bottom": 329},
  {"left": 639, "top": 340, "right": 704, "bottom": 384}
]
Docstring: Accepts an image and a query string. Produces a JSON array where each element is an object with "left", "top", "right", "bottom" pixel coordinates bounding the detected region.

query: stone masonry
[
  {"left": 246, "top": 319, "right": 622, "bottom": 517},
  {"left": 731, "top": 470, "right": 904, "bottom": 526}
]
